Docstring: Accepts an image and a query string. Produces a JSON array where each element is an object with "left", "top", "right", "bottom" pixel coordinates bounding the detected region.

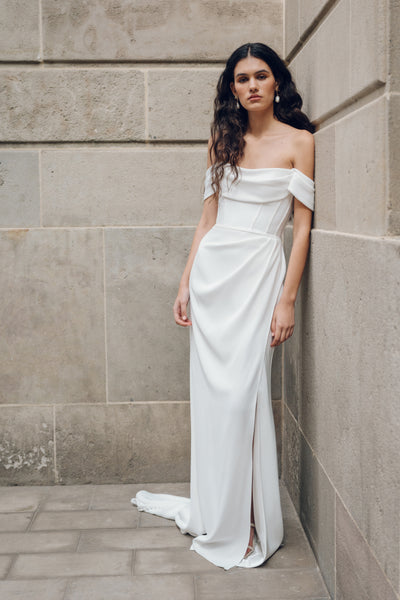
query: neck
[{"left": 245, "top": 106, "right": 280, "bottom": 137}]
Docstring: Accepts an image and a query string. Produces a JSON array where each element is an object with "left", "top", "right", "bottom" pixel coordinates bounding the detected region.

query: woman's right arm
[{"left": 173, "top": 138, "right": 218, "bottom": 327}]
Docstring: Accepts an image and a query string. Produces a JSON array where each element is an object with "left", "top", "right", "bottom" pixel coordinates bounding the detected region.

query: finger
[{"left": 181, "top": 302, "right": 189, "bottom": 322}]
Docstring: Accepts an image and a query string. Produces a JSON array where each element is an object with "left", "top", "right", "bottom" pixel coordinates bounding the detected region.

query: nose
[{"left": 249, "top": 78, "right": 258, "bottom": 91}]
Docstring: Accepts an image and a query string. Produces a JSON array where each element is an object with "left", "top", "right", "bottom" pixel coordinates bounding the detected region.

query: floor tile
[
  {"left": 0, "top": 486, "right": 50, "bottom": 512},
  {"left": 0, "top": 531, "right": 79, "bottom": 554},
  {"left": 134, "top": 547, "right": 220, "bottom": 575},
  {"left": 0, "top": 512, "right": 32, "bottom": 532},
  {"left": 31, "top": 509, "right": 138, "bottom": 531},
  {"left": 41, "top": 484, "right": 94, "bottom": 511},
  {"left": 8, "top": 550, "right": 132, "bottom": 579},
  {"left": 64, "top": 574, "right": 195, "bottom": 600},
  {"left": 78, "top": 526, "right": 192, "bottom": 552},
  {"left": 0, "top": 578, "right": 68, "bottom": 599}
]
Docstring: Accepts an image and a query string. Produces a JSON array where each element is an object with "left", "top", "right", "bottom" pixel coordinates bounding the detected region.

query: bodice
[{"left": 203, "top": 165, "right": 315, "bottom": 238}]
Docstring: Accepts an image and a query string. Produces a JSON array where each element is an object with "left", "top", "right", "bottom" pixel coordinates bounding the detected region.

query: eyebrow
[{"left": 235, "top": 69, "right": 269, "bottom": 77}]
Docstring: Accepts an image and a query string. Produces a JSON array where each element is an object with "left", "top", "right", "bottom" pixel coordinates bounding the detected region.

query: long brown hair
[{"left": 208, "top": 42, "right": 315, "bottom": 199}]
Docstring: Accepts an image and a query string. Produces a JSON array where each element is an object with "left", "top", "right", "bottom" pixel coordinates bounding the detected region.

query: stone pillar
[
  {"left": 283, "top": 2, "right": 400, "bottom": 599},
  {"left": 0, "top": 1, "right": 283, "bottom": 485}
]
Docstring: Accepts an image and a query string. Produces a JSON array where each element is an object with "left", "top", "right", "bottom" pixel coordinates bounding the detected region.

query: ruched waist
[{"left": 213, "top": 223, "right": 282, "bottom": 242}]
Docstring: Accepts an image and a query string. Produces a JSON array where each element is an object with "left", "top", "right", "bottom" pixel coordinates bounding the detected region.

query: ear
[{"left": 230, "top": 81, "right": 236, "bottom": 96}]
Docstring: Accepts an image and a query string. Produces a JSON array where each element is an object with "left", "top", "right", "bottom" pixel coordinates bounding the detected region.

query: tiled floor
[{"left": 0, "top": 481, "right": 330, "bottom": 599}]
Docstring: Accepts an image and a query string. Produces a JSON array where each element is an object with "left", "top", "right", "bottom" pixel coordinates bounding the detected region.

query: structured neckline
[{"left": 206, "top": 164, "right": 314, "bottom": 184}]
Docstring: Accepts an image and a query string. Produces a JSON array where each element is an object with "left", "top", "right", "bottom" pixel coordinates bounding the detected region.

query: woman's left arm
[{"left": 270, "top": 131, "right": 315, "bottom": 347}]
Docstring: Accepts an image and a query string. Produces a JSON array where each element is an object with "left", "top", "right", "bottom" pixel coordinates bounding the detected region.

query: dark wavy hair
[{"left": 208, "top": 42, "right": 315, "bottom": 199}]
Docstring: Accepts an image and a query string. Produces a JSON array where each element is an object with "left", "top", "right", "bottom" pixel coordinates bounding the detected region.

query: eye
[{"left": 258, "top": 74, "right": 267, "bottom": 79}]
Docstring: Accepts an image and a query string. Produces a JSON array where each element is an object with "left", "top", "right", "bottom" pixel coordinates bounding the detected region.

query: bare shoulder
[{"left": 292, "top": 129, "right": 315, "bottom": 180}]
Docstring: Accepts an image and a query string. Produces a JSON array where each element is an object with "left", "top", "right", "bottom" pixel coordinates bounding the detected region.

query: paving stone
[
  {"left": 0, "top": 486, "right": 49, "bottom": 513},
  {"left": 41, "top": 485, "right": 94, "bottom": 511},
  {"left": 31, "top": 509, "right": 138, "bottom": 531},
  {"left": 134, "top": 547, "right": 220, "bottom": 575},
  {"left": 265, "top": 519, "right": 319, "bottom": 570},
  {"left": 9, "top": 550, "right": 132, "bottom": 579},
  {"left": 78, "top": 526, "right": 191, "bottom": 552},
  {"left": 89, "top": 482, "right": 189, "bottom": 511},
  {"left": 64, "top": 574, "right": 195, "bottom": 600},
  {"left": 0, "top": 531, "right": 79, "bottom": 554},
  {"left": 0, "top": 578, "right": 68, "bottom": 599},
  {"left": 0, "top": 512, "right": 32, "bottom": 532},
  {"left": 138, "top": 512, "right": 177, "bottom": 528},
  {"left": 195, "top": 568, "right": 330, "bottom": 599}
]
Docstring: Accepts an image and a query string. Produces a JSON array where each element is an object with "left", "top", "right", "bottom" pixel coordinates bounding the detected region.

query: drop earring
[
  {"left": 274, "top": 91, "right": 280, "bottom": 103},
  {"left": 235, "top": 96, "right": 240, "bottom": 109}
]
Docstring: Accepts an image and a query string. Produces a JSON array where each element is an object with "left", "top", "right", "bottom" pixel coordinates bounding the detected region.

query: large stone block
[
  {"left": 0, "top": 229, "right": 106, "bottom": 405},
  {"left": 299, "top": 230, "right": 400, "bottom": 587},
  {"left": 55, "top": 403, "right": 190, "bottom": 483},
  {"left": 388, "top": 93, "right": 400, "bottom": 235},
  {"left": 41, "top": 148, "right": 208, "bottom": 227},
  {"left": 284, "top": 0, "right": 299, "bottom": 57},
  {"left": 389, "top": 0, "right": 400, "bottom": 92},
  {"left": 336, "top": 494, "right": 398, "bottom": 600},
  {"left": 0, "top": 406, "right": 54, "bottom": 485},
  {"left": 148, "top": 69, "right": 221, "bottom": 141},
  {"left": 335, "top": 96, "right": 386, "bottom": 235},
  {"left": 298, "top": 428, "right": 336, "bottom": 598},
  {"left": 42, "top": 0, "right": 282, "bottom": 61},
  {"left": 0, "top": 1, "right": 40, "bottom": 61},
  {"left": 0, "top": 152, "right": 40, "bottom": 227},
  {"left": 290, "top": 0, "right": 350, "bottom": 121},
  {"left": 349, "top": 0, "right": 386, "bottom": 96},
  {"left": 282, "top": 404, "right": 301, "bottom": 514},
  {"left": 105, "top": 227, "right": 193, "bottom": 403},
  {"left": 313, "top": 124, "right": 336, "bottom": 231},
  {"left": 0, "top": 69, "right": 145, "bottom": 142}
]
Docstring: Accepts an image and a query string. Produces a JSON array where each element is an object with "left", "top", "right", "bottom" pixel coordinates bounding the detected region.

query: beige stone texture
[
  {"left": 313, "top": 124, "right": 336, "bottom": 231},
  {"left": 335, "top": 96, "right": 387, "bottom": 235},
  {"left": 0, "top": 152, "right": 40, "bottom": 227},
  {"left": 105, "top": 227, "right": 192, "bottom": 404},
  {"left": 41, "top": 148, "right": 208, "bottom": 227},
  {"left": 148, "top": 69, "right": 221, "bottom": 141},
  {"left": 42, "top": 0, "right": 283, "bottom": 61},
  {"left": 0, "top": 579, "right": 68, "bottom": 600},
  {"left": 288, "top": 229, "right": 400, "bottom": 587},
  {"left": 0, "top": 406, "right": 54, "bottom": 486},
  {"left": 389, "top": 0, "right": 400, "bottom": 92},
  {"left": 55, "top": 403, "right": 190, "bottom": 483},
  {"left": 0, "top": 229, "right": 105, "bottom": 405},
  {"left": 336, "top": 494, "right": 399, "bottom": 600},
  {"left": 0, "top": 69, "right": 145, "bottom": 142},
  {"left": 0, "top": 0, "right": 40, "bottom": 61},
  {"left": 284, "top": 0, "right": 300, "bottom": 56},
  {"left": 388, "top": 93, "right": 400, "bottom": 234}
]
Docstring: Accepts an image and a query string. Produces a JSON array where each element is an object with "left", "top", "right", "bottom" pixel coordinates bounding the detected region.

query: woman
[{"left": 131, "top": 42, "right": 315, "bottom": 570}]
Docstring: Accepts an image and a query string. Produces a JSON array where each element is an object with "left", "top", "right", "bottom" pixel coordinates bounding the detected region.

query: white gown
[{"left": 131, "top": 164, "right": 315, "bottom": 570}]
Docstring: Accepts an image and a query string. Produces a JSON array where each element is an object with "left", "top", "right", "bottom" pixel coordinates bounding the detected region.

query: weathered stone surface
[
  {"left": 0, "top": 69, "right": 145, "bottom": 141},
  {"left": 336, "top": 494, "right": 399, "bottom": 600},
  {"left": 349, "top": 0, "right": 386, "bottom": 96},
  {"left": 290, "top": 0, "right": 350, "bottom": 120},
  {"left": 105, "top": 227, "right": 192, "bottom": 404},
  {"left": 65, "top": 574, "right": 195, "bottom": 600},
  {"left": 0, "top": 1, "right": 40, "bottom": 61},
  {"left": 389, "top": 0, "right": 400, "bottom": 92},
  {"left": 42, "top": 0, "right": 282, "bottom": 61},
  {"left": 271, "top": 343, "right": 282, "bottom": 400},
  {"left": 388, "top": 93, "right": 400, "bottom": 235},
  {"left": 0, "top": 531, "right": 78, "bottom": 554},
  {"left": 148, "top": 69, "right": 221, "bottom": 141},
  {"left": 0, "top": 407, "right": 54, "bottom": 486},
  {"left": 0, "top": 152, "right": 40, "bottom": 227},
  {"left": 335, "top": 96, "right": 387, "bottom": 235},
  {"left": 313, "top": 124, "right": 336, "bottom": 231},
  {"left": 55, "top": 403, "right": 190, "bottom": 483},
  {"left": 41, "top": 148, "right": 208, "bottom": 227},
  {"left": 284, "top": 0, "right": 299, "bottom": 56},
  {"left": 298, "top": 428, "right": 336, "bottom": 599},
  {"left": 0, "top": 229, "right": 105, "bottom": 405},
  {"left": 299, "top": 230, "right": 400, "bottom": 587},
  {"left": 282, "top": 404, "right": 301, "bottom": 514},
  {"left": 299, "top": 0, "right": 332, "bottom": 38},
  {"left": 0, "top": 579, "right": 67, "bottom": 600}
]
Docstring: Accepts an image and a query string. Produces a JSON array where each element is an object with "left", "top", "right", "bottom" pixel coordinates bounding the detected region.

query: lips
[{"left": 248, "top": 95, "right": 261, "bottom": 100}]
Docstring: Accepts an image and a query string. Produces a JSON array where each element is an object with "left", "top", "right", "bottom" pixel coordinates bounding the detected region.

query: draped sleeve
[
  {"left": 288, "top": 168, "right": 315, "bottom": 211},
  {"left": 203, "top": 166, "right": 214, "bottom": 202}
]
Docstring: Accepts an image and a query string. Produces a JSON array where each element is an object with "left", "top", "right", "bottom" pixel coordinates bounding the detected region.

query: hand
[
  {"left": 173, "top": 285, "right": 192, "bottom": 327},
  {"left": 270, "top": 299, "right": 295, "bottom": 347}
]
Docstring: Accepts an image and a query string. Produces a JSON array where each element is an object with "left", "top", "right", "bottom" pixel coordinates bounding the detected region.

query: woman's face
[{"left": 230, "top": 55, "right": 278, "bottom": 112}]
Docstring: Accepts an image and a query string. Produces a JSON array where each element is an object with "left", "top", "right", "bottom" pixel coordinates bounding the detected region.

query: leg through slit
[{"left": 244, "top": 415, "right": 256, "bottom": 558}]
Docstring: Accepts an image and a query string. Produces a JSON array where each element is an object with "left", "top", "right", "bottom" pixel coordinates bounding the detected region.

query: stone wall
[
  {"left": 0, "top": 1, "right": 283, "bottom": 485},
  {"left": 283, "top": 2, "right": 400, "bottom": 599}
]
